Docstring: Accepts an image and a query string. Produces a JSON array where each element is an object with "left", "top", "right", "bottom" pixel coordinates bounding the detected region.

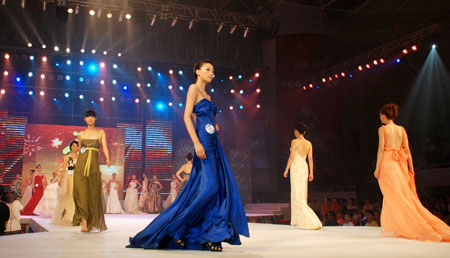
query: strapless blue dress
[{"left": 127, "top": 98, "right": 249, "bottom": 250}]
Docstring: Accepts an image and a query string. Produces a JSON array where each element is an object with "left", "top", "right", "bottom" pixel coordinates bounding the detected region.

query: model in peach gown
[{"left": 374, "top": 107, "right": 450, "bottom": 242}]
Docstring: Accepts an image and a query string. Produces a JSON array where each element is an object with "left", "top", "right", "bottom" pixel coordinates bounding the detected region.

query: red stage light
[
  {"left": 379, "top": 58, "right": 385, "bottom": 64},
  {"left": 411, "top": 45, "right": 418, "bottom": 51},
  {"left": 256, "top": 104, "right": 261, "bottom": 109},
  {"left": 328, "top": 76, "right": 333, "bottom": 81},
  {"left": 373, "top": 60, "right": 378, "bottom": 65},
  {"left": 309, "top": 84, "right": 313, "bottom": 88},
  {"left": 256, "top": 88, "right": 261, "bottom": 93},
  {"left": 303, "top": 86, "right": 306, "bottom": 90},
  {"left": 135, "top": 98, "right": 140, "bottom": 103},
  {"left": 230, "top": 89, "right": 235, "bottom": 94},
  {"left": 0, "top": 89, "right": 5, "bottom": 95},
  {"left": 358, "top": 66, "right": 363, "bottom": 71},
  {"left": 42, "top": 56, "right": 47, "bottom": 62},
  {"left": 365, "top": 64, "right": 371, "bottom": 69},
  {"left": 3, "top": 71, "right": 8, "bottom": 76},
  {"left": 169, "top": 69, "right": 173, "bottom": 74},
  {"left": 229, "top": 75, "right": 233, "bottom": 80},
  {"left": 334, "top": 74, "right": 339, "bottom": 78},
  {"left": 100, "top": 80, "right": 105, "bottom": 85},
  {"left": 137, "top": 83, "right": 141, "bottom": 87},
  {"left": 99, "top": 97, "right": 104, "bottom": 102},
  {"left": 100, "top": 62, "right": 105, "bottom": 68},
  {"left": 322, "top": 78, "right": 326, "bottom": 83},
  {"left": 341, "top": 72, "right": 346, "bottom": 77},
  {"left": 168, "top": 85, "right": 173, "bottom": 90},
  {"left": 39, "top": 91, "right": 45, "bottom": 96},
  {"left": 40, "top": 74, "right": 46, "bottom": 79},
  {"left": 229, "top": 106, "right": 234, "bottom": 110},
  {"left": 402, "top": 49, "right": 408, "bottom": 54},
  {"left": 4, "top": 53, "right": 10, "bottom": 59},
  {"left": 255, "top": 72, "right": 260, "bottom": 78}
]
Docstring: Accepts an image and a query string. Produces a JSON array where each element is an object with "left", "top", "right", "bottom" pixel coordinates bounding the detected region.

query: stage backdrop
[{"left": 22, "top": 124, "right": 125, "bottom": 190}]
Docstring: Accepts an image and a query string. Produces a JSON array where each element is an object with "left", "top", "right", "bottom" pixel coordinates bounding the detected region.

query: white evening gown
[
  {"left": 124, "top": 181, "right": 140, "bottom": 214},
  {"left": 34, "top": 180, "right": 60, "bottom": 218},
  {"left": 106, "top": 182, "right": 125, "bottom": 214},
  {"left": 163, "top": 180, "right": 178, "bottom": 209},
  {"left": 290, "top": 152, "right": 322, "bottom": 229}
]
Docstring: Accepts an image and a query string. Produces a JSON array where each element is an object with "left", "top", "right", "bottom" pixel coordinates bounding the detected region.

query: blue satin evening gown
[{"left": 127, "top": 98, "right": 250, "bottom": 250}]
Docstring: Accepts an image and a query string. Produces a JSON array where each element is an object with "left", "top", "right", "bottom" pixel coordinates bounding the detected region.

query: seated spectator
[
  {"left": 5, "top": 192, "right": 23, "bottom": 235},
  {"left": 365, "top": 211, "right": 379, "bottom": 227},
  {"left": 330, "top": 198, "right": 341, "bottom": 213},
  {"left": 343, "top": 212, "right": 354, "bottom": 226},
  {"left": 321, "top": 197, "right": 331, "bottom": 218},
  {"left": 347, "top": 198, "right": 357, "bottom": 211},
  {"left": 362, "top": 199, "right": 374, "bottom": 213},
  {"left": 324, "top": 211, "right": 339, "bottom": 226},
  {"left": 336, "top": 211, "right": 345, "bottom": 226}
]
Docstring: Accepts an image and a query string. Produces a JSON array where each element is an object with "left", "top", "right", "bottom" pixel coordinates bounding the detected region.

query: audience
[{"left": 0, "top": 186, "right": 11, "bottom": 236}]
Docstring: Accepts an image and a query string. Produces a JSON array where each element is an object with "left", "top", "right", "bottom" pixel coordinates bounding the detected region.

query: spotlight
[
  {"left": 117, "top": 52, "right": 122, "bottom": 57},
  {"left": 80, "top": 48, "right": 85, "bottom": 53},
  {"left": 91, "top": 49, "right": 96, "bottom": 54},
  {"left": 217, "top": 23, "right": 224, "bottom": 33},
  {"left": 229, "top": 75, "right": 233, "bottom": 80},
  {"left": 79, "top": 77, "right": 84, "bottom": 82},
  {"left": 358, "top": 65, "right": 363, "bottom": 70},
  {"left": 15, "top": 77, "right": 21, "bottom": 82},
  {"left": 432, "top": 44, "right": 436, "bottom": 49},
  {"left": 54, "top": 46, "right": 59, "bottom": 51},
  {"left": 28, "top": 72, "right": 33, "bottom": 77},
  {"left": 103, "top": 51, "right": 107, "bottom": 55},
  {"left": 239, "top": 90, "right": 244, "bottom": 94},
  {"left": 309, "top": 84, "right": 313, "bottom": 88},
  {"left": 89, "top": 10, "right": 95, "bottom": 16},
  {"left": 255, "top": 72, "right": 260, "bottom": 77},
  {"left": 68, "top": 8, "right": 74, "bottom": 14},
  {"left": 65, "top": 75, "right": 70, "bottom": 80},
  {"left": 178, "top": 70, "right": 183, "bottom": 75},
  {"left": 79, "top": 94, "right": 84, "bottom": 99},
  {"left": 411, "top": 45, "right": 418, "bottom": 51},
  {"left": 168, "top": 85, "right": 173, "bottom": 90},
  {"left": 229, "top": 106, "right": 234, "bottom": 110},
  {"left": 29, "top": 55, "right": 34, "bottom": 60},
  {"left": 179, "top": 86, "right": 183, "bottom": 91},
  {"left": 3, "top": 70, "right": 9, "bottom": 76},
  {"left": 239, "top": 105, "right": 243, "bottom": 110},
  {"left": 125, "top": 13, "right": 131, "bottom": 20},
  {"left": 136, "top": 83, "right": 141, "bottom": 87},
  {"left": 303, "top": 86, "right": 307, "bottom": 90},
  {"left": 99, "top": 97, "right": 104, "bottom": 102},
  {"left": 365, "top": 64, "right": 371, "bottom": 69},
  {"left": 123, "top": 85, "right": 128, "bottom": 90},
  {"left": 40, "top": 90, "right": 45, "bottom": 96},
  {"left": 147, "top": 83, "right": 151, "bottom": 87},
  {"left": 112, "top": 96, "right": 116, "bottom": 101},
  {"left": 256, "top": 88, "right": 261, "bottom": 93},
  {"left": 118, "top": 11, "right": 124, "bottom": 22},
  {"left": 27, "top": 43, "right": 32, "bottom": 47},
  {"left": 113, "top": 64, "right": 118, "bottom": 69},
  {"left": 256, "top": 104, "right": 261, "bottom": 109},
  {"left": 40, "top": 74, "right": 45, "bottom": 79},
  {"left": 42, "top": 44, "right": 46, "bottom": 49},
  {"left": 211, "top": 88, "right": 215, "bottom": 93},
  {"left": 379, "top": 58, "right": 385, "bottom": 63},
  {"left": 137, "top": 67, "right": 142, "bottom": 72},
  {"left": 230, "top": 25, "right": 237, "bottom": 34},
  {"left": 188, "top": 19, "right": 194, "bottom": 29},
  {"left": 100, "top": 80, "right": 105, "bottom": 85},
  {"left": 169, "top": 69, "right": 174, "bottom": 74},
  {"left": 0, "top": 89, "right": 5, "bottom": 95},
  {"left": 106, "top": 11, "right": 112, "bottom": 19},
  {"left": 179, "top": 103, "right": 183, "bottom": 107},
  {"left": 230, "top": 89, "right": 235, "bottom": 94},
  {"left": 64, "top": 92, "right": 69, "bottom": 98},
  {"left": 402, "top": 49, "right": 408, "bottom": 54},
  {"left": 341, "top": 72, "right": 346, "bottom": 77},
  {"left": 66, "top": 47, "right": 70, "bottom": 53},
  {"left": 334, "top": 74, "right": 339, "bottom": 78},
  {"left": 171, "top": 17, "right": 178, "bottom": 27},
  {"left": 157, "top": 72, "right": 161, "bottom": 76},
  {"left": 135, "top": 98, "right": 139, "bottom": 103},
  {"left": 100, "top": 62, "right": 105, "bottom": 68},
  {"left": 147, "top": 99, "right": 151, "bottom": 103},
  {"left": 28, "top": 90, "right": 33, "bottom": 96},
  {"left": 243, "top": 27, "right": 249, "bottom": 38},
  {"left": 147, "top": 66, "right": 152, "bottom": 71},
  {"left": 322, "top": 78, "right": 326, "bottom": 83},
  {"left": 328, "top": 76, "right": 333, "bottom": 81},
  {"left": 53, "top": 98, "right": 57, "bottom": 102},
  {"left": 4, "top": 53, "right": 9, "bottom": 59},
  {"left": 373, "top": 60, "right": 378, "bottom": 65},
  {"left": 238, "top": 75, "right": 242, "bottom": 79},
  {"left": 168, "top": 102, "right": 173, "bottom": 106},
  {"left": 150, "top": 15, "right": 156, "bottom": 26},
  {"left": 66, "top": 60, "right": 71, "bottom": 65},
  {"left": 79, "top": 61, "right": 84, "bottom": 66},
  {"left": 396, "top": 58, "right": 401, "bottom": 63},
  {"left": 112, "top": 79, "right": 117, "bottom": 84}
]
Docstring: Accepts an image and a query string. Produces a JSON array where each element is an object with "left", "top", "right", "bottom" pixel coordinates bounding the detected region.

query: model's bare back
[
  {"left": 384, "top": 124, "right": 405, "bottom": 149},
  {"left": 294, "top": 138, "right": 311, "bottom": 158}
]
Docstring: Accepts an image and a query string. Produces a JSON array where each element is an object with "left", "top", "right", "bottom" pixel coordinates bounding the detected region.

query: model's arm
[
  {"left": 401, "top": 127, "right": 414, "bottom": 173},
  {"left": 307, "top": 142, "right": 314, "bottom": 181},
  {"left": 100, "top": 129, "right": 111, "bottom": 167},
  {"left": 136, "top": 180, "right": 142, "bottom": 189},
  {"left": 374, "top": 127, "right": 385, "bottom": 179},
  {"left": 157, "top": 181, "right": 163, "bottom": 191},
  {"left": 184, "top": 85, "right": 206, "bottom": 159},
  {"left": 106, "top": 180, "right": 111, "bottom": 195},
  {"left": 53, "top": 156, "right": 67, "bottom": 177},
  {"left": 175, "top": 165, "right": 185, "bottom": 181},
  {"left": 283, "top": 140, "right": 296, "bottom": 178}
]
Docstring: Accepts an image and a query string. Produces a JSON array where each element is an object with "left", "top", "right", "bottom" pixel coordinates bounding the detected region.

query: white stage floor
[{"left": 1, "top": 214, "right": 449, "bottom": 258}]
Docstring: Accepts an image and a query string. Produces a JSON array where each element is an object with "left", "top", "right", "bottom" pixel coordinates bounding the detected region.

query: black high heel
[
  {"left": 173, "top": 238, "right": 185, "bottom": 248},
  {"left": 206, "top": 242, "right": 222, "bottom": 252}
]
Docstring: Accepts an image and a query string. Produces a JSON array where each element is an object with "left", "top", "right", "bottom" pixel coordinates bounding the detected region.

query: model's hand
[
  {"left": 216, "top": 124, "right": 220, "bottom": 132},
  {"left": 195, "top": 143, "right": 207, "bottom": 159},
  {"left": 308, "top": 174, "right": 314, "bottom": 181},
  {"left": 283, "top": 170, "right": 289, "bottom": 178},
  {"left": 106, "top": 159, "right": 111, "bottom": 167}
]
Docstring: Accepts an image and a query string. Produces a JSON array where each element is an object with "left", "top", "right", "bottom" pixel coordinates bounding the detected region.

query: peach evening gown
[{"left": 377, "top": 125, "right": 450, "bottom": 242}]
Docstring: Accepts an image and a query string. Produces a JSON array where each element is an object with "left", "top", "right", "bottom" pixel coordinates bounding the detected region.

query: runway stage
[{"left": 1, "top": 214, "right": 449, "bottom": 258}]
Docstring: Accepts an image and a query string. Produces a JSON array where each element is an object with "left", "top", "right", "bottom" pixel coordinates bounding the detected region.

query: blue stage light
[
  {"left": 66, "top": 60, "right": 71, "bottom": 65},
  {"left": 179, "top": 103, "right": 183, "bottom": 107},
  {"left": 65, "top": 75, "right": 71, "bottom": 80},
  {"left": 211, "top": 88, "right": 215, "bottom": 93},
  {"left": 54, "top": 98, "right": 57, "bottom": 101},
  {"left": 28, "top": 90, "right": 33, "bottom": 96},
  {"left": 147, "top": 66, "right": 152, "bottom": 71},
  {"left": 79, "top": 61, "right": 84, "bottom": 66},
  {"left": 113, "top": 64, "right": 118, "bottom": 69},
  {"left": 79, "top": 94, "right": 84, "bottom": 99},
  {"left": 179, "top": 86, "right": 183, "bottom": 91},
  {"left": 79, "top": 77, "right": 84, "bottom": 82},
  {"left": 349, "top": 74, "right": 353, "bottom": 78},
  {"left": 156, "top": 102, "right": 164, "bottom": 110},
  {"left": 29, "top": 56, "right": 34, "bottom": 60},
  {"left": 112, "top": 79, "right": 117, "bottom": 85},
  {"left": 238, "top": 75, "right": 242, "bottom": 79},
  {"left": 249, "top": 79, "right": 253, "bottom": 82},
  {"left": 239, "top": 105, "right": 243, "bottom": 109},
  {"left": 146, "top": 99, "right": 151, "bottom": 103},
  {"left": 15, "top": 77, "right": 21, "bottom": 82},
  {"left": 147, "top": 83, "right": 151, "bottom": 87},
  {"left": 396, "top": 58, "right": 401, "bottom": 63},
  {"left": 123, "top": 85, "right": 128, "bottom": 90},
  {"left": 178, "top": 70, "right": 183, "bottom": 75},
  {"left": 56, "top": 63, "right": 60, "bottom": 67},
  {"left": 28, "top": 72, "right": 33, "bottom": 77},
  {"left": 65, "top": 92, "right": 69, "bottom": 98},
  {"left": 112, "top": 97, "right": 116, "bottom": 101},
  {"left": 91, "top": 101, "right": 94, "bottom": 104},
  {"left": 157, "top": 72, "right": 161, "bottom": 76}
]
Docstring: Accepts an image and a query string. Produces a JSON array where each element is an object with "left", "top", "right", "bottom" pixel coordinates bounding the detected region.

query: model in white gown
[
  {"left": 284, "top": 123, "right": 322, "bottom": 230},
  {"left": 21, "top": 174, "right": 33, "bottom": 207},
  {"left": 106, "top": 174, "right": 125, "bottom": 214},
  {"left": 124, "top": 176, "right": 141, "bottom": 214},
  {"left": 34, "top": 173, "right": 60, "bottom": 218},
  {"left": 163, "top": 176, "right": 180, "bottom": 209}
]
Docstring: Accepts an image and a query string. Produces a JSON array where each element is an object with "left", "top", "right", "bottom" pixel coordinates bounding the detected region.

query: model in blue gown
[{"left": 127, "top": 98, "right": 249, "bottom": 250}]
